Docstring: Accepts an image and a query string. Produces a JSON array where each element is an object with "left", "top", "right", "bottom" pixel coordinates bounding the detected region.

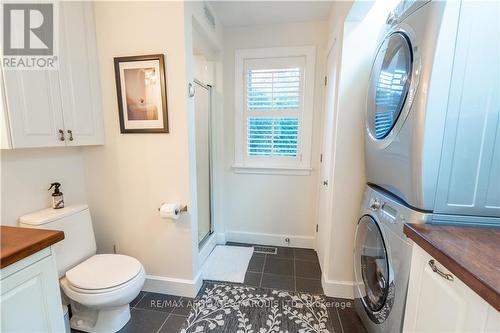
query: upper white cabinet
[
  {"left": 434, "top": 1, "right": 500, "bottom": 217},
  {"left": 2, "top": 69, "right": 66, "bottom": 148},
  {"left": 58, "top": 2, "right": 104, "bottom": 146},
  {"left": 403, "top": 245, "right": 500, "bottom": 333},
  {"left": 1, "top": 2, "right": 104, "bottom": 149}
]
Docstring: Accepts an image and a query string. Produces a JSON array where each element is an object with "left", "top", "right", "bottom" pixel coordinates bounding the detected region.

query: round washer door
[
  {"left": 354, "top": 215, "right": 392, "bottom": 322},
  {"left": 366, "top": 31, "right": 413, "bottom": 144}
]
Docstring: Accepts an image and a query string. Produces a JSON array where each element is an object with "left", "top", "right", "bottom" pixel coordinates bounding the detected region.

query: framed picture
[{"left": 114, "top": 54, "right": 169, "bottom": 133}]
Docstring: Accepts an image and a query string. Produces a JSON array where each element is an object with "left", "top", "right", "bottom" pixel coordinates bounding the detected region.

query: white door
[
  {"left": 58, "top": 2, "right": 104, "bottom": 146},
  {"left": 316, "top": 41, "right": 339, "bottom": 268}
]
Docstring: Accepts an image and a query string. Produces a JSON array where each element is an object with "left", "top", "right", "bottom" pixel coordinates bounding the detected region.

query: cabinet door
[
  {"left": 434, "top": 1, "right": 500, "bottom": 217},
  {"left": 58, "top": 2, "right": 104, "bottom": 146},
  {"left": 403, "top": 245, "right": 495, "bottom": 333},
  {"left": 1, "top": 69, "right": 12, "bottom": 149},
  {"left": 1, "top": 253, "right": 65, "bottom": 333},
  {"left": 2, "top": 68, "right": 65, "bottom": 148}
]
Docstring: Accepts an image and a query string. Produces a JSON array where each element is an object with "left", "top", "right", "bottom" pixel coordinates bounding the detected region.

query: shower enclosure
[{"left": 193, "top": 79, "right": 213, "bottom": 245}]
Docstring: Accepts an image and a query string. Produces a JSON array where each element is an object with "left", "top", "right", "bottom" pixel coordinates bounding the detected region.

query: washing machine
[
  {"left": 354, "top": 185, "right": 432, "bottom": 333},
  {"left": 364, "top": 0, "right": 461, "bottom": 210}
]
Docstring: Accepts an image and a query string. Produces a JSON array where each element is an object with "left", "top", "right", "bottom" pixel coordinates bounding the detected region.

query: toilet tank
[{"left": 19, "top": 205, "right": 97, "bottom": 278}]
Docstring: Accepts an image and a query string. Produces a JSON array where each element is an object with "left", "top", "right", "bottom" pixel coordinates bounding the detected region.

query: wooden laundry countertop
[
  {"left": 0, "top": 226, "right": 64, "bottom": 269},
  {"left": 404, "top": 223, "right": 500, "bottom": 311}
]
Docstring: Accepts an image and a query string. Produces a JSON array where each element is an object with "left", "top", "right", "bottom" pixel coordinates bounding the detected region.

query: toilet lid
[{"left": 66, "top": 254, "right": 142, "bottom": 290}]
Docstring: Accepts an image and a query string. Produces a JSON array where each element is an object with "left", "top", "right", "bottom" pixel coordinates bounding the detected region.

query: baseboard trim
[
  {"left": 215, "top": 232, "right": 226, "bottom": 245},
  {"left": 143, "top": 272, "right": 203, "bottom": 298},
  {"left": 322, "top": 276, "right": 354, "bottom": 299},
  {"left": 225, "top": 230, "right": 314, "bottom": 248}
]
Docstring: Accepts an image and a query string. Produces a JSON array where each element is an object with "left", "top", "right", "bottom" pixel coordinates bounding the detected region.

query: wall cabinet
[
  {"left": 1, "top": 2, "right": 104, "bottom": 149},
  {"left": 434, "top": 1, "right": 500, "bottom": 217},
  {"left": 1, "top": 248, "right": 65, "bottom": 333},
  {"left": 403, "top": 244, "right": 500, "bottom": 332}
]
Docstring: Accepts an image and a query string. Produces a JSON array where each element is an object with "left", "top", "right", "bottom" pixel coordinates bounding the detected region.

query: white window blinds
[
  {"left": 247, "top": 68, "right": 301, "bottom": 111},
  {"left": 244, "top": 58, "right": 305, "bottom": 158},
  {"left": 247, "top": 117, "right": 299, "bottom": 156},
  {"left": 234, "top": 47, "right": 315, "bottom": 173}
]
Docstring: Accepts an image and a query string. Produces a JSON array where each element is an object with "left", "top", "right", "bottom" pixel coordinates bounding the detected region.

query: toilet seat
[
  {"left": 65, "top": 267, "right": 144, "bottom": 295},
  {"left": 60, "top": 261, "right": 145, "bottom": 309},
  {"left": 66, "top": 254, "right": 142, "bottom": 292}
]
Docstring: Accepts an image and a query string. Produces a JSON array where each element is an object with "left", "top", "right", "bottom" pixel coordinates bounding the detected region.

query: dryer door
[
  {"left": 354, "top": 215, "right": 394, "bottom": 323},
  {"left": 366, "top": 31, "right": 413, "bottom": 145}
]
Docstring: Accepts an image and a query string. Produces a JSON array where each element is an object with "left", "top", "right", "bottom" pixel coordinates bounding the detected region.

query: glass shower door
[{"left": 194, "top": 80, "right": 213, "bottom": 245}]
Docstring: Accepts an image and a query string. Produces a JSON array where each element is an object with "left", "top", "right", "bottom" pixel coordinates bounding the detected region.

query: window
[{"left": 234, "top": 47, "right": 316, "bottom": 175}]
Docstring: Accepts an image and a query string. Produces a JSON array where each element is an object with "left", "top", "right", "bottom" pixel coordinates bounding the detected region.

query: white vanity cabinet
[
  {"left": 403, "top": 244, "right": 500, "bottom": 333},
  {"left": 1, "top": 248, "right": 65, "bottom": 333},
  {"left": 1, "top": 2, "right": 104, "bottom": 149}
]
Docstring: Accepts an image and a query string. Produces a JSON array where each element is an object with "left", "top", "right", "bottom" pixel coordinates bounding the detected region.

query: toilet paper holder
[{"left": 157, "top": 204, "right": 188, "bottom": 215}]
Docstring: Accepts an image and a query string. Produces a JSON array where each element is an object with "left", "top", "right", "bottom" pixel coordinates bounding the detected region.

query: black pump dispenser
[{"left": 48, "top": 182, "right": 64, "bottom": 209}]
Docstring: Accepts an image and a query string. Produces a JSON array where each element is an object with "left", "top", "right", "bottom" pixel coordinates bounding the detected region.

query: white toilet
[{"left": 19, "top": 204, "right": 145, "bottom": 333}]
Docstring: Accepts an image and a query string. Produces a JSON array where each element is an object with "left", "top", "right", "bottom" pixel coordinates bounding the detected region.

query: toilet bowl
[
  {"left": 60, "top": 254, "right": 145, "bottom": 332},
  {"left": 19, "top": 205, "right": 146, "bottom": 333}
]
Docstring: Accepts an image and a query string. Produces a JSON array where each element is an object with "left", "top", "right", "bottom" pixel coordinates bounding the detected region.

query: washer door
[
  {"left": 366, "top": 31, "right": 413, "bottom": 145},
  {"left": 354, "top": 215, "right": 394, "bottom": 323}
]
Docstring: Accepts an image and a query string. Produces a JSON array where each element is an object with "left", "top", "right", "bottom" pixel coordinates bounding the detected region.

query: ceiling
[{"left": 209, "top": 1, "right": 334, "bottom": 27}]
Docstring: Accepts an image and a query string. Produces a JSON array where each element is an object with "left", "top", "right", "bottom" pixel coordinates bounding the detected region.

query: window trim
[{"left": 233, "top": 46, "right": 316, "bottom": 175}]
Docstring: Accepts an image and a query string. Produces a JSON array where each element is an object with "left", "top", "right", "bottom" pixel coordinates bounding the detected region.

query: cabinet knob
[
  {"left": 67, "top": 130, "right": 74, "bottom": 141},
  {"left": 58, "top": 129, "right": 65, "bottom": 141}
]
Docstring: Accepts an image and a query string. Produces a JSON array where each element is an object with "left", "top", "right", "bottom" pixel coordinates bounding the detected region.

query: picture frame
[{"left": 114, "top": 54, "right": 169, "bottom": 133}]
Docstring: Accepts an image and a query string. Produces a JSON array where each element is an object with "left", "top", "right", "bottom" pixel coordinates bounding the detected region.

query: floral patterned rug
[{"left": 179, "top": 282, "right": 334, "bottom": 333}]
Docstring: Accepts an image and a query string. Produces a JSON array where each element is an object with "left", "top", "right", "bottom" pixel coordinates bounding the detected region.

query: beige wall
[
  {"left": 83, "top": 2, "right": 194, "bottom": 281},
  {"left": 320, "top": 0, "right": 399, "bottom": 298},
  {"left": 220, "top": 21, "right": 327, "bottom": 246},
  {"left": 1, "top": 148, "right": 88, "bottom": 226}
]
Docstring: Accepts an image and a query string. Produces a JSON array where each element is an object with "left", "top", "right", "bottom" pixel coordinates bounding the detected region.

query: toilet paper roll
[{"left": 159, "top": 203, "right": 181, "bottom": 220}]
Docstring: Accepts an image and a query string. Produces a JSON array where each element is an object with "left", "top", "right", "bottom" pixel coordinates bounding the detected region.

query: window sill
[{"left": 232, "top": 164, "right": 312, "bottom": 176}]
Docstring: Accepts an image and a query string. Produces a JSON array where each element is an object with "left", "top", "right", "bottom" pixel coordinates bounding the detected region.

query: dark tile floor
[
  {"left": 72, "top": 243, "right": 366, "bottom": 333},
  {"left": 71, "top": 291, "right": 193, "bottom": 333},
  {"left": 226, "top": 241, "right": 324, "bottom": 294}
]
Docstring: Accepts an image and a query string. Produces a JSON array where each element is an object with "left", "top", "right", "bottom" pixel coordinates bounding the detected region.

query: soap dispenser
[{"left": 48, "top": 182, "right": 64, "bottom": 209}]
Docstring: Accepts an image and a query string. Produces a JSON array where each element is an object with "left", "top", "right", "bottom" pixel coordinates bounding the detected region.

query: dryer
[
  {"left": 364, "top": 0, "right": 461, "bottom": 211},
  {"left": 354, "top": 185, "right": 432, "bottom": 333}
]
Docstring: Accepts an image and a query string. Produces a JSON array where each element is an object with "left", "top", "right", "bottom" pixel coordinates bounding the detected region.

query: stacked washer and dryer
[{"left": 354, "top": 0, "right": 500, "bottom": 332}]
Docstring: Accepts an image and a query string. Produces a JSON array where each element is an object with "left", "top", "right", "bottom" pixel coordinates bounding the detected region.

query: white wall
[
  {"left": 1, "top": 148, "right": 87, "bottom": 226},
  {"left": 320, "top": 0, "right": 398, "bottom": 298},
  {"left": 193, "top": 55, "right": 215, "bottom": 86},
  {"left": 220, "top": 21, "right": 327, "bottom": 247},
  {"left": 83, "top": 1, "right": 196, "bottom": 295}
]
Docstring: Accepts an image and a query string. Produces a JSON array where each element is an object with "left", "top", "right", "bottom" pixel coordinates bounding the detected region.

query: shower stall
[{"left": 193, "top": 79, "right": 213, "bottom": 245}]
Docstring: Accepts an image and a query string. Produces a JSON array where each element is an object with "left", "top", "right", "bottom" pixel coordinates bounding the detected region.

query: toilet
[{"left": 19, "top": 204, "right": 145, "bottom": 333}]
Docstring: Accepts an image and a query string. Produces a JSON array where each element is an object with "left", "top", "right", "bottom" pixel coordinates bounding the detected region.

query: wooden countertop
[
  {"left": 404, "top": 223, "right": 500, "bottom": 311},
  {"left": 1, "top": 226, "right": 64, "bottom": 269}
]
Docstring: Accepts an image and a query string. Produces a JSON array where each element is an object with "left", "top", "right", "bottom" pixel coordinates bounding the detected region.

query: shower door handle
[{"left": 188, "top": 82, "right": 195, "bottom": 97}]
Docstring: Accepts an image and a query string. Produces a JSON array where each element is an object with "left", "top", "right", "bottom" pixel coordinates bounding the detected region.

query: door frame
[{"left": 315, "top": 37, "right": 340, "bottom": 276}]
